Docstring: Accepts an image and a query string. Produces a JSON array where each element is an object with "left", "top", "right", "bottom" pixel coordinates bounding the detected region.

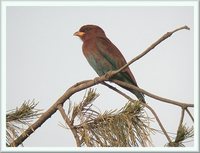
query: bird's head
[{"left": 74, "top": 25, "right": 106, "bottom": 41}]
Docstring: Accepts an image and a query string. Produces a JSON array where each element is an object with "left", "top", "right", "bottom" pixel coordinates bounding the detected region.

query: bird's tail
[
  {"left": 117, "top": 84, "right": 146, "bottom": 103},
  {"left": 112, "top": 73, "right": 145, "bottom": 103},
  {"left": 129, "top": 89, "right": 145, "bottom": 103}
]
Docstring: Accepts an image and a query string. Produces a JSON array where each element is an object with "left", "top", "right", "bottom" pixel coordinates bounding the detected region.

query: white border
[
  {"left": 1, "top": 0, "right": 7, "bottom": 151},
  {"left": 1, "top": 146, "right": 198, "bottom": 152},
  {"left": 1, "top": 0, "right": 198, "bottom": 7},
  {"left": 1, "top": 0, "right": 199, "bottom": 152},
  {"left": 193, "top": 1, "right": 200, "bottom": 152}
]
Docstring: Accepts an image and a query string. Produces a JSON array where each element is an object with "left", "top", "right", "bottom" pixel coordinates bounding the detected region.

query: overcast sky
[{"left": 5, "top": 2, "right": 195, "bottom": 149}]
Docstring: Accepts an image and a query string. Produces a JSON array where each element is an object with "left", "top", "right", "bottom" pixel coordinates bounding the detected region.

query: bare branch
[
  {"left": 101, "top": 82, "right": 133, "bottom": 101},
  {"left": 178, "top": 109, "right": 185, "bottom": 130},
  {"left": 112, "top": 80, "right": 193, "bottom": 108},
  {"left": 145, "top": 104, "right": 172, "bottom": 143},
  {"left": 57, "top": 104, "right": 81, "bottom": 147},
  {"left": 114, "top": 25, "right": 190, "bottom": 75},
  {"left": 186, "top": 108, "right": 194, "bottom": 122}
]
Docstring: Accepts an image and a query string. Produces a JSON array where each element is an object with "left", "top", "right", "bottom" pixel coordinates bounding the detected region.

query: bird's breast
[
  {"left": 82, "top": 39, "right": 96, "bottom": 55},
  {"left": 82, "top": 40, "right": 113, "bottom": 76}
]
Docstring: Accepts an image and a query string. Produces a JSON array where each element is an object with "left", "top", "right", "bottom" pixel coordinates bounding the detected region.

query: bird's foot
[
  {"left": 93, "top": 77, "right": 99, "bottom": 85},
  {"left": 105, "top": 71, "right": 115, "bottom": 80}
]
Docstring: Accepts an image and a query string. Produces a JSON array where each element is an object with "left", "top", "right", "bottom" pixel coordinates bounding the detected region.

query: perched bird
[{"left": 74, "top": 25, "right": 145, "bottom": 103}]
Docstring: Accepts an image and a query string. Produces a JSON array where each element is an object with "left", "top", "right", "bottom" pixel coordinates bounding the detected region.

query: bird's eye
[{"left": 82, "top": 27, "right": 91, "bottom": 32}]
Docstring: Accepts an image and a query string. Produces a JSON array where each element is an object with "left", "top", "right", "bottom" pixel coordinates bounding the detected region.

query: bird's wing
[{"left": 96, "top": 37, "right": 138, "bottom": 86}]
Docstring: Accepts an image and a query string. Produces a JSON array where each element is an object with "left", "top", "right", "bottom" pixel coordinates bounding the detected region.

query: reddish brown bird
[{"left": 74, "top": 25, "right": 145, "bottom": 103}]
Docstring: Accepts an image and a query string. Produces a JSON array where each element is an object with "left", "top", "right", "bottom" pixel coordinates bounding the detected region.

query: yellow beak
[{"left": 73, "top": 31, "right": 85, "bottom": 37}]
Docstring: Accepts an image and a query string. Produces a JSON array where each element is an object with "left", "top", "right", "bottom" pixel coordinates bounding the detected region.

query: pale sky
[{"left": 5, "top": 2, "right": 195, "bottom": 148}]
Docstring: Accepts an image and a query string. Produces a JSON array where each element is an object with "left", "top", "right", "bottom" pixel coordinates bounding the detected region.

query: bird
[{"left": 74, "top": 25, "right": 145, "bottom": 103}]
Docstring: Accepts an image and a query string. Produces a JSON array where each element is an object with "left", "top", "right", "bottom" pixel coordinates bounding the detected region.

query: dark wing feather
[{"left": 95, "top": 37, "right": 138, "bottom": 86}]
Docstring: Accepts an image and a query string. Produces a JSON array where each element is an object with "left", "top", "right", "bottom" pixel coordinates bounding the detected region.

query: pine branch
[
  {"left": 6, "top": 100, "right": 42, "bottom": 146},
  {"left": 167, "top": 125, "right": 194, "bottom": 147},
  {"left": 69, "top": 97, "right": 154, "bottom": 147}
]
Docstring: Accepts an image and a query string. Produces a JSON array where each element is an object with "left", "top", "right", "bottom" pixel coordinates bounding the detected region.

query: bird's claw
[
  {"left": 93, "top": 77, "right": 99, "bottom": 84},
  {"left": 105, "top": 71, "right": 114, "bottom": 80}
]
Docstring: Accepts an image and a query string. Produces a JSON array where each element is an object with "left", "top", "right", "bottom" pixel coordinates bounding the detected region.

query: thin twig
[
  {"left": 101, "top": 82, "right": 133, "bottom": 101},
  {"left": 57, "top": 104, "right": 81, "bottom": 147},
  {"left": 145, "top": 105, "right": 172, "bottom": 143},
  {"left": 178, "top": 108, "right": 185, "bottom": 130},
  {"left": 112, "top": 80, "right": 193, "bottom": 108},
  {"left": 113, "top": 25, "right": 190, "bottom": 75},
  {"left": 185, "top": 108, "right": 194, "bottom": 122}
]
